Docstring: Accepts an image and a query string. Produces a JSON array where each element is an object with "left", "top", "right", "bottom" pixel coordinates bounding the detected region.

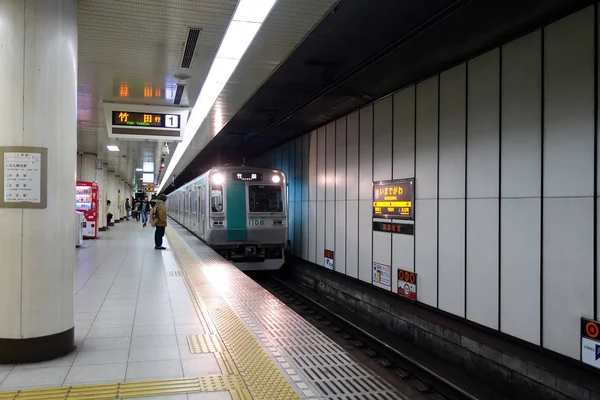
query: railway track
[{"left": 249, "top": 272, "right": 506, "bottom": 400}]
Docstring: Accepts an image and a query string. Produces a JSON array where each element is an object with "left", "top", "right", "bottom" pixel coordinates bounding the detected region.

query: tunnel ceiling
[{"left": 169, "top": 0, "right": 595, "bottom": 192}]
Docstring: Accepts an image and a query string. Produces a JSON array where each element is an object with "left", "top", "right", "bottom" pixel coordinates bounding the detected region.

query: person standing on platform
[
  {"left": 125, "top": 198, "right": 131, "bottom": 221},
  {"left": 150, "top": 194, "right": 168, "bottom": 250},
  {"left": 141, "top": 196, "right": 150, "bottom": 227}
]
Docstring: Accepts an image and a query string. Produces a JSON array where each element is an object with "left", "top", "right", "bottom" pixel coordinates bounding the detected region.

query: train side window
[{"left": 211, "top": 185, "right": 223, "bottom": 212}]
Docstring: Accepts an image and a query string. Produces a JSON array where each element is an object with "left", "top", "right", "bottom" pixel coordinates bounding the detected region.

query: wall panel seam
[
  {"left": 437, "top": 74, "right": 441, "bottom": 307},
  {"left": 464, "top": 60, "right": 469, "bottom": 319},
  {"left": 498, "top": 45, "right": 503, "bottom": 332},
  {"left": 594, "top": 2, "right": 598, "bottom": 321},
  {"left": 540, "top": 26, "right": 545, "bottom": 346}
]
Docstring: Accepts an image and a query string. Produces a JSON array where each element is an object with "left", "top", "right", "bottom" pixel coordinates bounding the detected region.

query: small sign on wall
[
  {"left": 372, "top": 262, "right": 391, "bottom": 289},
  {"left": 372, "top": 221, "right": 414, "bottom": 235},
  {"left": 0, "top": 147, "right": 48, "bottom": 209},
  {"left": 581, "top": 318, "right": 600, "bottom": 370},
  {"left": 324, "top": 249, "right": 334, "bottom": 270},
  {"left": 397, "top": 269, "right": 417, "bottom": 300}
]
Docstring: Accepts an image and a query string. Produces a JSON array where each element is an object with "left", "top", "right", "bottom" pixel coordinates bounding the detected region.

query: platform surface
[{"left": 0, "top": 220, "right": 403, "bottom": 400}]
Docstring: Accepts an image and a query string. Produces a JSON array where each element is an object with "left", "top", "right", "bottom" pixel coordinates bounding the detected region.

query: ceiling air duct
[{"left": 180, "top": 28, "right": 201, "bottom": 68}]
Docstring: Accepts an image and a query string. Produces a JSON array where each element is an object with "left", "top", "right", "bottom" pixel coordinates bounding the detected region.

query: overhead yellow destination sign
[{"left": 372, "top": 178, "right": 414, "bottom": 219}]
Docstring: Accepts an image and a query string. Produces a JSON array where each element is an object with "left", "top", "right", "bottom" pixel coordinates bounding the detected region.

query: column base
[{"left": 0, "top": 327, "right": 74, "bottom": 364}]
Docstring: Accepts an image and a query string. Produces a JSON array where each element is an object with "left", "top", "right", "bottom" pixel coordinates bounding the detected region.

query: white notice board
[{"left": 0, "top": 147, "right": 47, "bottom": 209}]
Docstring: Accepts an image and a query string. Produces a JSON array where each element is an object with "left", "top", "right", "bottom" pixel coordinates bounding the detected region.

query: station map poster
[
  {"left": 0, "top": 147, "right": 47, "bottom": 209},
  {"left": 581, "top": 318, "right": 600, "bottom": 369},
  {"left": 372, "top": 178, "right": 414, "bottom": 219},
  {"left": 372, "top": 262, "right": 391, "bottom": 289},
  {"left": 324, "top": 249, "right": 334, "bottom": 270},
  {"left": 397, "top": 269, "right": 417, "bottom": 300}
]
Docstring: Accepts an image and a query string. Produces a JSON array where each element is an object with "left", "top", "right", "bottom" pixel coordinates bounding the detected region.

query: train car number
[{"left": 249, "top": 220, "right": 265, "bottom": 226}]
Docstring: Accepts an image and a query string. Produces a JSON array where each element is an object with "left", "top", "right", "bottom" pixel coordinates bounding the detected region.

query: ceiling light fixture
[
  {"left": 158, "top": 0, "right": 278, "bottom": 193},
  {"left": 136, "top": 168, "right": 143, "bottom": 172},
  {"left": 107, "top": 145, "right": 120, "bottom": 152}
]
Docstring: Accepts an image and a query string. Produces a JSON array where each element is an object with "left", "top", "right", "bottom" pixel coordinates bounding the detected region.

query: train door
[{"left": 199, "top": 186, "right": 206, "bottom": 237}]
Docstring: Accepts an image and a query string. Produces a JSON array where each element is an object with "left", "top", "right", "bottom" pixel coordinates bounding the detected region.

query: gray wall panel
[
  {"left": 316, "top": 201, "right": 325, "bottom": 267},
  {"left": 359, "top": 106, "right": 374, "bottom": 200},
  {"left": 393, "top": 86, "right": 415, "bottom": 179},
  {"left": 392, "top": 230, "right": 415, "bottom": 294},
  {"left": 501, "top": 31, "right": 542, "bottom": 198},
  {"left": 466, "top": 198, "right": 499, "bottom": 329},
  {"left": 416, "top": 77, "right": 439, "bottom": 200},
  {"left": 415, "top": 199, "right": 437, "bottom": 306},
  {"left": 373, "top": 230, "right": 392, "bottom": 291},
  {"left": 309, "top": 130, "right": 318, "bottom": 264},
  {"left": 358, "top": 199, "right": 373, "bottom": 283},
  {"left": 336, "top": 117, "right": 347, "bottom": 201},
  {"left": 347, "top": 112, "right": 360, "bottom": 201},
  {"left": 317, "top": 127, "right": 326, "bottom": 267},
  {"left": 543, "top": 197, "right": 594, "bottom": 358},
  {"left": 346, "top": 200, "right": 359, "bottom": 279},
  {"left": 326, "top": 122, "right": 336, "bottom": 201},
  {"left": 467, "top": 49, "right": 500, "bottom": 199},
  {"left": 544, "top": 7, "right": 595, "bottom": 197},
  {"left": 438, "top": 199, "right": 465, "bottom": 317},
  {"left": 439, "top": 64, "right": 466, "bottom": 199},
  {"left": 501, "top": 198, "right": 541, "bottom": 344},
  {"left": 302, "top": 134, "right": 309, "bottom": 202},
  {"left": 335, "top": 201, "right": 346, "bottom": 274},
  {"left": 373, "top": 97, "right": 393, "bottom": 182}
]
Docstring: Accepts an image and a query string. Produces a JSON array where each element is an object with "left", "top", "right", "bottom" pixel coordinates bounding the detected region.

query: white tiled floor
[{"left": 0, "top": 221, "right": 225, "bottom": 400}]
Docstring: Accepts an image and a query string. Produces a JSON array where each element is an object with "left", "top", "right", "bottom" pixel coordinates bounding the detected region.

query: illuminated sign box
[
  {"left": 232, "top": 172, "right": 263, "bottom": 181},
  {"left": 112, "top": 111, "right": 180, "bottom": 129},
  {"left": 103, "top": 103, "right": 189, "bottom": 142},
  {"left": 372, "top": 178, "right": 414, "bottom": 219}
]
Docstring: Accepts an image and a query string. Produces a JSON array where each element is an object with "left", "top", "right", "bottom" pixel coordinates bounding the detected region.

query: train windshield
[
  {"left": 211, "top": 185, "right": 223, "bottom": 212},
  {"left": 248, "top": 185, "right": 283, "bottom": 213}
]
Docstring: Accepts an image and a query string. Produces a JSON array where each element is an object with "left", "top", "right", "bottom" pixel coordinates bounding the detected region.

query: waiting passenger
[
  {"left": 150, "top": 194, "right": 168, "bottom": 250},
  {"left": 141, "top": 196, "right": 150, "bottom": 227},
  {"left": 217, "top": 203, "right": 223, "bottom": 212}
]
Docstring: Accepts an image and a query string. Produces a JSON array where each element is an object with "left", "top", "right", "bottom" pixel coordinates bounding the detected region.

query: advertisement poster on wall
[
  {"left": 324, "top": 249, "right": 334, "bottom": 270},
  {"left": 581, "top": 318, "right": 600, "bottom": 370},
  {"left": 397, "top": 269, "right": 417, "bottom": 300},
  {"left": 372, "top": 262, "right": 391, "bottom": 289}
]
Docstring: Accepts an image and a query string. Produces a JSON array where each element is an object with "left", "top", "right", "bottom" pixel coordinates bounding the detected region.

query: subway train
[{"left": 167, "top": 165, "right": 288, "bottom": 271}]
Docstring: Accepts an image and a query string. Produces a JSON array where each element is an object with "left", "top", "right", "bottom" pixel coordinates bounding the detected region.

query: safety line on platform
[{"left": 166, "top": 226, "right": 302, "bottom": 400}]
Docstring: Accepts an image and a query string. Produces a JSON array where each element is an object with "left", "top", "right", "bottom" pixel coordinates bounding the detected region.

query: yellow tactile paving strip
[
  {"left": 0, "top": 226, "right": 300, "bottom": 400},
  {"left": 167, "top": 227, "right": 301, "bottom": 400}
]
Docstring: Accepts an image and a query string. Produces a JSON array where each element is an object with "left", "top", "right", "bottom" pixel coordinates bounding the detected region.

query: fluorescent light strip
[
  {"left": 107, "top": 145, "right": 120, "bottom": 152},
  {"left": 158, "top": 0, "right": 278, "bottom": 193}
]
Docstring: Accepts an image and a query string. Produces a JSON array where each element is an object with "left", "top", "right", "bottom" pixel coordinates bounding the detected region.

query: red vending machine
[{"left": 76, "top": 181, "right": 99, "bottom": 239}]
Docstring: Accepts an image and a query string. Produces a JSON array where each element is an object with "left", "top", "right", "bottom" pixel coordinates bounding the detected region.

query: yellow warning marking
[
  {"left": 167, "top": 227, "right": 301, "bottom": 400},
  {"left": 0, "top": 226, "right": 299, "bottom": 400},
  {"left": 0, "top": 376, "right": 246, "bottom": 399}
]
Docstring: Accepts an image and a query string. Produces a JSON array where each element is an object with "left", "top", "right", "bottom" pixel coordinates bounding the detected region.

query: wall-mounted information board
[
  {"left": 372, "top": 178, "right": 414, "bottom": 219},
  {"left": 0, "top": 147, "right": 48, "bottom": 209}
]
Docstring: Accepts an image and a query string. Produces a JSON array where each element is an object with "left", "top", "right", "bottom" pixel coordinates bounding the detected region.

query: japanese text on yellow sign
[{"left": 372, "top": 179, "right": 414, "bottom": 219}]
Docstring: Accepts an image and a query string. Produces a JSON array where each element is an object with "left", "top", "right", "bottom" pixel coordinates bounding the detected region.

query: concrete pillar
[
  {"left": 78, "top": 153, "right": 96, "bottom": 183},
  {"left": 97, "top": 162, "right": 107, "bottom": 231},
  {"left": 108, "top": 173, "right": 117, "bottom": 225},
  {"left": 0, "top": 0, "right": 77, "bottom": 363}
]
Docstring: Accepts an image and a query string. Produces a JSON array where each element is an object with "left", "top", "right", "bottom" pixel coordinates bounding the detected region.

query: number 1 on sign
[{"left": 165, "top": 114, "right": 178, "bottom": 128}]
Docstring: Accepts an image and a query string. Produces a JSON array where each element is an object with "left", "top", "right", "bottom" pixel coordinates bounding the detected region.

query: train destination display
[
  {"left": 112, "top": 111, "right": 180, "bottom": 129},
  {"left": 372, "top": 178, "right": 414, "bottom": 219},
  {"left": 232, "top": 172, "right": 263, "bottom": 181}
]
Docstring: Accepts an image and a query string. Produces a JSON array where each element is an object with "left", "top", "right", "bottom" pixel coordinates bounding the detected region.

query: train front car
[{"left": 206, "top": 167, "right": 288, "bottom": 271}]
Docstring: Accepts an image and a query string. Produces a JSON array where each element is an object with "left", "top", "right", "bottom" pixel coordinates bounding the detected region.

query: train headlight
[
  {"left": 271, "top": 175, "right": 281, "bottom": 183},
  {"left": 212, "top": 173, "right": 224, "bottom": 184}
]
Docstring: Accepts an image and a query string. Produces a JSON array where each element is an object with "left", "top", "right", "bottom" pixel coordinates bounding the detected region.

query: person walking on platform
[
  {"left": 141, "top": 196, "right": 150, "bottom": 227},
  {"left": 150, "top": 194, "right": 168, "bottom": 250}
]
